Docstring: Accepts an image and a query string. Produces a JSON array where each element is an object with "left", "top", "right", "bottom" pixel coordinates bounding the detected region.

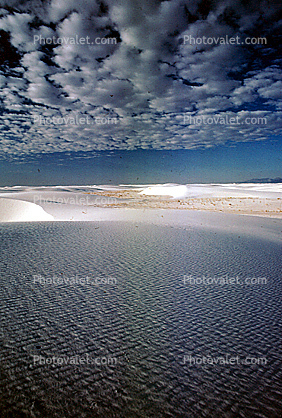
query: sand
[
  {"left": 0, "top": 183, "right": 281, "bottom": 222},
  {"left": 0, "top": 197, "right": 54, "bottom": 222}
]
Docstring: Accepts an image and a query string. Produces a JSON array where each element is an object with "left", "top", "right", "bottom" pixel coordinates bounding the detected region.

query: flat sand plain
[{"left": 83, "top": 188, "right": 282, "bottom": 218}]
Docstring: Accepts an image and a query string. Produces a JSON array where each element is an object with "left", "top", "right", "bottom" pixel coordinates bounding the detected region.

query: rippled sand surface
[{"left": 0, "top": 221, "right": 281, "bottom": 417}]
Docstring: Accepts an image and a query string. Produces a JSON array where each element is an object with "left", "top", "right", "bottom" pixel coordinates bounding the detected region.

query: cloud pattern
[{"left": 0, "top": 0, "right": 281, "bottom": 157}]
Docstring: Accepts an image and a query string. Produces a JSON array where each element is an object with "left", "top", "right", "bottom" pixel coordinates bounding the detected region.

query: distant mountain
[{"left": 242, "top": 177, "right": 282, "bottom": 183}]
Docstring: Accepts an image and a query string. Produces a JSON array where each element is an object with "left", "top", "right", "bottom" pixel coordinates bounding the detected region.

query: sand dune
[
  {"left": 0, "top": 198, "right": 54, "bottom": 222},
  {"left": 0, "top": 183, "right": 281, "bottom": 221},
  {"left": 139, "top": 183, "right": 282, "bottom": 198}
]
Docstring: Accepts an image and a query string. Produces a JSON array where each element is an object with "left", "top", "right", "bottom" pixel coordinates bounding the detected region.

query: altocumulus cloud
[{"left": 0, "top": 0, "right": 281, "bottom": 157}]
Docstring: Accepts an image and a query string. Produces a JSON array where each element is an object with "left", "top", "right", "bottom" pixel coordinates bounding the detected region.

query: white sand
[
  {"left": 140, "top": 183, "right": 282, "bottom": 198},
  {"left": 0, "top": 198, "right": 54, "bottom": 222},
  {"left": 0, "top": 183, "right": 281, "bottom": 222}
]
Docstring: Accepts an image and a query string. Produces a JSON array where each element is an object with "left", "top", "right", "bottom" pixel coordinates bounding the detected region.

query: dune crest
[{"left": 0, "top": 198, "right": 54, "bottom": 222}]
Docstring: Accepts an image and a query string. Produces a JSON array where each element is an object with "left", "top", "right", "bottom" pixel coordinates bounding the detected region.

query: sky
[{"left": 0, "top": 0, "right": 281, "bottom": 185}]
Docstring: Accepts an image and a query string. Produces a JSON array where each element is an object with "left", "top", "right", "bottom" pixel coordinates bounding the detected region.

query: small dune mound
[{"left": 0, "top": 198, "right": 54, "bottom": 222}]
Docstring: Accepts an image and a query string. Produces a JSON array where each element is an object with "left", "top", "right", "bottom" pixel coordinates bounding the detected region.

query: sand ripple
[{"left": 0, "top": 222, "right": 281, "bottom": 417}]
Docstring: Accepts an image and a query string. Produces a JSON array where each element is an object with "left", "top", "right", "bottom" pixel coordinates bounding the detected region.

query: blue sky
[
  {"left": 1, "top": 137, "right": 281, "bottom": 186},
  {"left": 0, "top": 0, "right": 281, "bottom": 185}
]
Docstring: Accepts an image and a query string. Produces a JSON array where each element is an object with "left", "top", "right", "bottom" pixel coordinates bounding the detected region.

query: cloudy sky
[{"left": 0, "top": 0, "right": 281, "bottom": 184}]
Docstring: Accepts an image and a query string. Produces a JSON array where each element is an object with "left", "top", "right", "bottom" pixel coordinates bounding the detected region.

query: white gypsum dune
[{"left": 0, "top": 198, "right": 54, "bottom": 222}]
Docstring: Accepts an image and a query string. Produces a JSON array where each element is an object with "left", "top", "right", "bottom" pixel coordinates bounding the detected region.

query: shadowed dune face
[{"left": 0, "top": 198, "right": 54, "bottom": 222}]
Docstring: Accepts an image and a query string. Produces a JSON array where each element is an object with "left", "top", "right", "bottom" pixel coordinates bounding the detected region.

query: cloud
[{"left": 0, "top": 0, "right": 281, "bottom": 157}]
